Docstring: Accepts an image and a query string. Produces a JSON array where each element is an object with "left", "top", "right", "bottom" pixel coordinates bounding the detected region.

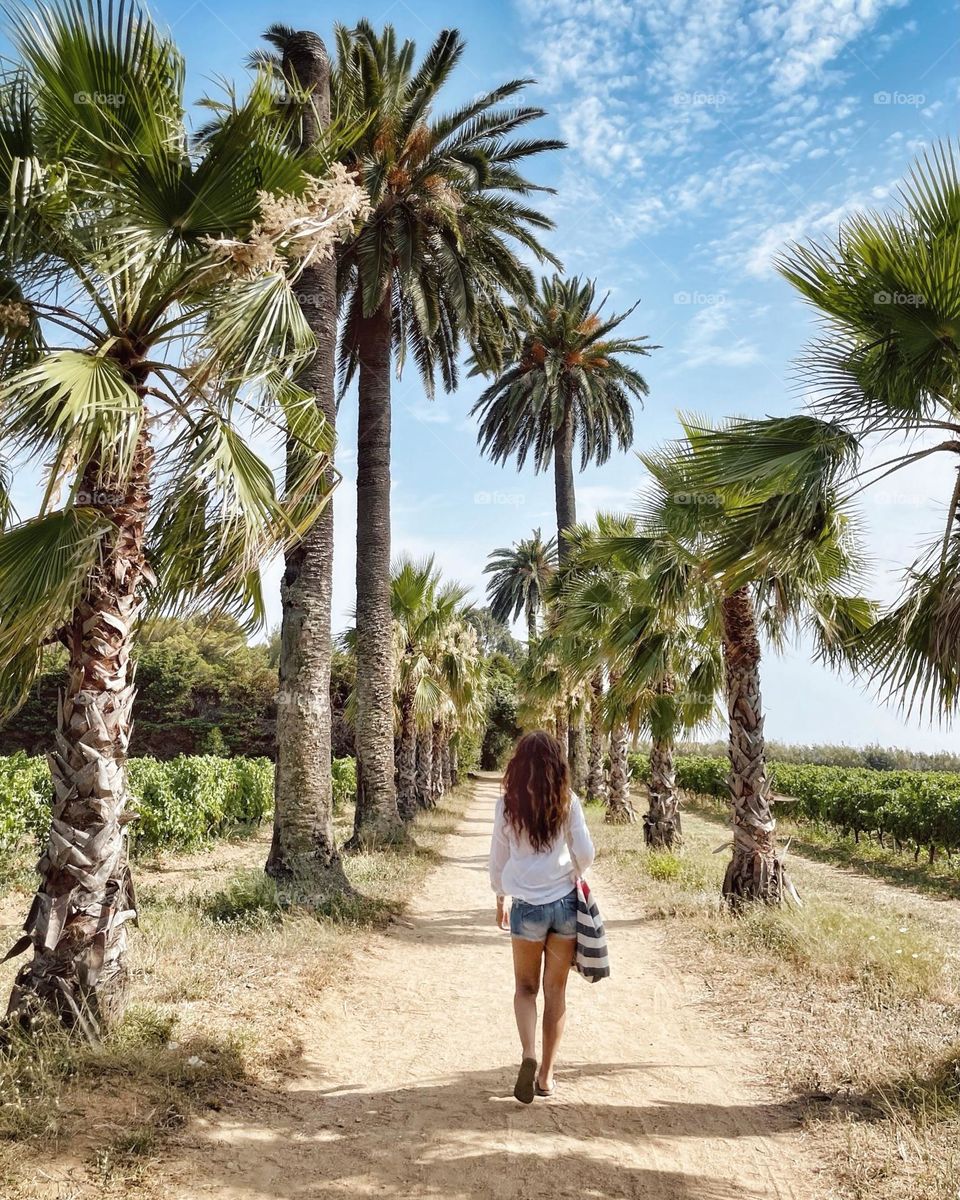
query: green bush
[
  {"left": 0, "top": 753, "right": 51, "bottom": 855},
  {"left": 0, "top": 754, "right": 363, "bottom": 860},
  {"left": 674, "top": 754, "right": 960, "bottom": 859},
  {"left": 0, "top": 753, "right": 273, "bottom": 858},
  {"left": 331, "top": 756, "right": 357, "bottom": 813}
]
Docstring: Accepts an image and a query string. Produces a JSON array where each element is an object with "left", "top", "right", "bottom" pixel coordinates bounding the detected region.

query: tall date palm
[
  {"left": 255, "top": 27, "right": 350, "bottom": 899},
  {"left": 471, "top": 274, "right": 655, "bottom": 562},
  {"left": 332, "top": 22, "right": 561, "bottom": 847},
  {"left": 484, "top": 529, "right": 556, "bottom": 643}
]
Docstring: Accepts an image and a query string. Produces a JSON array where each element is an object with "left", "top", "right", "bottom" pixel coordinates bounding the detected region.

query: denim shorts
[{"left": 510, "top": 887, "right": 578, "bottom": 941}]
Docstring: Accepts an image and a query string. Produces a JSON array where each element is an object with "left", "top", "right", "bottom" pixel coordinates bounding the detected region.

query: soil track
[{"left": 161, "top": 775, "right": 820, "bottom": 1199}]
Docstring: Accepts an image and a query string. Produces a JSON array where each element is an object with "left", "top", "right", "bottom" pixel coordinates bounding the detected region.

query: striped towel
[{"left": 574, "top": 878, "right": 610, "bottom": 982}]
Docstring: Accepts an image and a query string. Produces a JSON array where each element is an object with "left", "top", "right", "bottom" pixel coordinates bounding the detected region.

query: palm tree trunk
[
  {"left": 720, "top": 586, "right": 787, "bottom": 904},
  {"left": 569, "top": 709, "right": 588, "bottom": 793},
  {"left": 450, "top": 742, "right": 460, "bottom": 787},
  {"left": 431, "top": 721, "right": 444, "bottom": 802},
  {"left": 587, "top": 672, "right": 606, "bottom": 802},
  {"left": 525, "top": 596, "right": 537, "bottom": 644},
  {"left": 266, "top": 32, "right": 347, "bottom": 895},
  {"left": 604, "top": 671, "right": 635, "bottom": 824},
  {"left": 605, "top": 720, "right": 636, "bottom": 824},
  {"left": 7, "top": 436, "right": 152, "bottom": 1036},
  {"left": 349, "top": 294, "right": 402, "bottom": 847},
  {"left": 554, "top": 704, "right": 569, "bottom": 759},
  {"left": 416, "top": 724, "right": 433, "bottom": 809},
  {"left": 644, "top": 738, "right": 680, "bottom": 849},
  {"left": 441, "top": 739, "right": 452, "bottom": 791},
  {"left": 397, "top": 690, "right": 417, "bottom": 820},
  {"left": 553, "top": 402, "right": 577, "bottom": 564}
]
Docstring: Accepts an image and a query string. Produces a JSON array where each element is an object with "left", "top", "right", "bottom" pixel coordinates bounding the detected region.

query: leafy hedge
[
  {"left": 0, "top": 753, "right": 364, "bottom": 858},
  {"left": 661, "top": 754, "right": 960, "bottom": 860}
]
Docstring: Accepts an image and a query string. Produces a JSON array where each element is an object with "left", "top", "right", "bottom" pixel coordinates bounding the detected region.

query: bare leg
[
  {"left": 539, "top": 933, "right": 575, "bottom": 1089},
  {"left": 511, "top": 936, "right": 544, "bottom": 1060}
]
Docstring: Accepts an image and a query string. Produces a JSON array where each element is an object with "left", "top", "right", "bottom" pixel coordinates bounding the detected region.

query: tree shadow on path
[{"left": 169, "top": 1061, "right": 810, "bottom": 1200}]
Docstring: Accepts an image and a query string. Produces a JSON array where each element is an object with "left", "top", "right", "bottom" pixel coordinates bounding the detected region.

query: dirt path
[{"left": 162, "top": 776, "right": 820, "bottom": 1200}]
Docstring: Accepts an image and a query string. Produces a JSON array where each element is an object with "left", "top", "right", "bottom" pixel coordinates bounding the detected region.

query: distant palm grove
[{"left": 0, "top": 0, "right": 958, "bottom": 1040}]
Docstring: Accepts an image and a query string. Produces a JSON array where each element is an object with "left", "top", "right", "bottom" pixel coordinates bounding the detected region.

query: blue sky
[{"left": 11, "top": 0, "right": 960, "bottom": 748}]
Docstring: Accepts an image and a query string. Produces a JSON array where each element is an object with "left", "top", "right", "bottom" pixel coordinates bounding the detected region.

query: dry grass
[
  {"left": 0, "top": 789, "right": 469, "bottom": 1199},
  {"left": 590, "top": 793, "right": 960, "bottom": 1200}
]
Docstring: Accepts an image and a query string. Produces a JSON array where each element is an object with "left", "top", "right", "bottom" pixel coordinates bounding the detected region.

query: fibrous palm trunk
[
  {"left": 605, "top": 721, "right": 635, "bottom": 824},
  {"left": 416, "top": 724, "right": 433, "bottom": 809},
  {"left": 349, "top": 294, "right": 402, "bottom": 847},
  {"left": 569, "top": 710, "right": 588, "bottom": 793},
  {"left": 525, "top": 597, "right": 537, "bottom": 645},
  {"left": 431, "top": 721, "right": 444, "bottom": 802},
  {"left": 554, "top": 704, "right": 569, "bottom": 759},
  {"left": 644, "top": 738, "right": 680, "bottom": 849},
  {"left": 266, "top": 31, "right": 347, "bottom": 895},
  {"left": 553, "top": 402, "right": 577, "bottom": 564},
  {"left": 7, "top": 435, "right": 152, "bottom": 1036},
  {"left": 441, "top": 739, "right": 452, "bottom": 791},
  {"left": 720, "top": 586, "right": 789, "bottom": 904},
  {"left": 450, "top": 743, "right": 460, "bottom": 787},
  {"left": 396, "top": 690, "right": 417, "bottom": 820},
  {"left": 586, "top": 672, "right": 606, "bottom": 802}
]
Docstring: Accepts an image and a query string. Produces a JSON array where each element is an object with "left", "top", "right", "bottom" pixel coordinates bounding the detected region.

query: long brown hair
[{"left": 502, "top": 731, "right": 571, "bottom": 851}]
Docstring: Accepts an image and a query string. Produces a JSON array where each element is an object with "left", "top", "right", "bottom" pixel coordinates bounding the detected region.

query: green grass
[{"left": 199, "top": 869, "right": 284, "bottom": 925}]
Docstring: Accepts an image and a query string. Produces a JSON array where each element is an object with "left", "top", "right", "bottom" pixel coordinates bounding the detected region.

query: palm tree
[
  {"left": 637, "top": 431, "right": 872, "bottom": 900},
  {"left": 484, "top": 530, "right": 556, "bottom": 643},
  {"left": 255, "top": 27, "right": 349, "bottom": 898},
  {"left": 0, "top": 2, "right": 367, "bottom": 1032},
  {"left": 332, "top": 23, "right": 561, "bottom": 847},
  {"left": 390, "top": 556, "right": 469, "bottom": 818},
  {"left": 559, "top": 519, "right": 722, "bottom": 841},
  {"left": 471, "top": 274, "right": 655, "bottom": 562},
  {"left": 677, "top": 143, "right": 960, "bottom": 726},
  {"left": 571, "top": 435, "right": 870, "bottom": 894},
  {"left": 429, "top": 614, "right": 487, "bottom": 804}
]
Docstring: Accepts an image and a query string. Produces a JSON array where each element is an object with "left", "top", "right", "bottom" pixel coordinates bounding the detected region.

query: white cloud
[{"left": 672, "top": 303, "right": 762, "bottom": 369}]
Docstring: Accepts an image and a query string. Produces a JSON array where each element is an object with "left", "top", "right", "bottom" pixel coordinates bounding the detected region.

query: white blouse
[{"left": 489, "top": 792, "right": 596, "bottom": 905}]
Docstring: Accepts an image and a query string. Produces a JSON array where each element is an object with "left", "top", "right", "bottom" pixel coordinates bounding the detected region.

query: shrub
[
  {"left": 331, "top": 756, "right": 357, "bottom": 813},
  {"left": 0, "top": 753, "right": 274, "bottom": 858},
  {"left": 675, "top": 755, "right": 960, "bottom": 860}
]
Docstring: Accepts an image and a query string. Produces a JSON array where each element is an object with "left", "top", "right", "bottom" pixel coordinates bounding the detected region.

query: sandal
[
  {"left": 535, "top": 1078, "right": 555, "bottom": 1098},
  {"left": 514, "top": 1057, "right": 537, "bottom": 1104}
]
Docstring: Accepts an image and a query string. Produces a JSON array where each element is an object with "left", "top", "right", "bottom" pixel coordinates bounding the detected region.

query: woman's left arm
[
  {"left": 489, "top": 797, "right": 510, "bottom": 895},
  {"left": 568, "top": 795, "right": 596, "bottom": 876}
]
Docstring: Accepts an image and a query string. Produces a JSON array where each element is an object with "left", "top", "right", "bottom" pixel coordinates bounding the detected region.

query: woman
[{"left": 489, "top": 730, "right": 595, "bottom": 1103}]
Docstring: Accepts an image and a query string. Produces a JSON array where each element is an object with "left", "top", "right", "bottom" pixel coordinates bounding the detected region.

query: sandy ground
[{"left": 156, "top": 775, "right": 822, "bottom": 1200}]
